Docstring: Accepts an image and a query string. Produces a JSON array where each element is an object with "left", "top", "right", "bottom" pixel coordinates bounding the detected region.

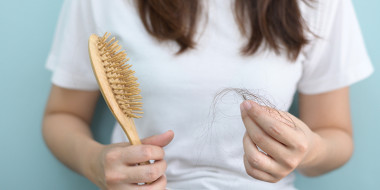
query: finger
[
  {"left": 241, "top": 105, "right": 287, "bottom": 159},
  {"left": 243, "top": 133, "right": 284, "bottom": 176},
  {"left": 243, "top": 156, "right": 278, "bottom": 183},
  {"left": 141, "top": 130, "right": 175, "bottom": 147},
  {"left": 121, "top": 145, "right": 165, "bottom": 164},
  {"left": 128, "top": 175, "right": 167, "bottom": 190},
  {"left": 241, "top": 100, "right": 296, "bottom": 146},
  {"left": 124, "top": 160, "right": 167, "bottom": 183}
]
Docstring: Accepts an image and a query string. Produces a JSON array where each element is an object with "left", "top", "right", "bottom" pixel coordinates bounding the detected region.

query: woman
[{"left": 43, "top": 0, "right": 373, "bottom": 189}]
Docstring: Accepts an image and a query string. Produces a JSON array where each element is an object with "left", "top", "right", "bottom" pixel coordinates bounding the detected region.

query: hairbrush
[{"left": 88, "top": 32, "right": 146, "bottom": 148}]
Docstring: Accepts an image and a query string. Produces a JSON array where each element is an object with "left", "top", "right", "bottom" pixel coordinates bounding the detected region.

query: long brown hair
[{"left": 136, "top": 0, "right": 310, "bottom": 60}]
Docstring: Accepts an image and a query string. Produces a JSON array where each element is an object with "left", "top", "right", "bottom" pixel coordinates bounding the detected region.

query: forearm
[
  {"left": 42, "top": 113, "right": 104, "bottom": 183},
  {"left": 297, "top": 128, "right": 353, "bottom": 176}
]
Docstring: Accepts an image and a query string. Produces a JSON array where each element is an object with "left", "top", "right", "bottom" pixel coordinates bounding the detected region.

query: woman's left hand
[{"left": 240, "top": 100, "right": 320, "bottom": 183}]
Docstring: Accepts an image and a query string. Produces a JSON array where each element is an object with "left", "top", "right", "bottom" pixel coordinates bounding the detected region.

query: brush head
[{"left": 89, "top": 33, "right": 143, "bottom": 119}]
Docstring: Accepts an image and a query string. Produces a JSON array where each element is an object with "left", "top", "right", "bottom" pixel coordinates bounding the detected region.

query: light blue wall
[
  {"left": 0, "top": 0, "right": 378, "bottom": 189},
  {"left": 295, "top": 0, "right": 380, "bottom": 189}
]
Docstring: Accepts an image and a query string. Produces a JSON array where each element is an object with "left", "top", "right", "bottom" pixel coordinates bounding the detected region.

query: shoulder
[
  {"left": 300, "top": 0, "right": 354, "bottom": 37},
  {"left": 61, "top": 0, "right": 135, "bottom": 14},
  {"left": 58, "top": 0, "right": 138, "bottom": 30}
]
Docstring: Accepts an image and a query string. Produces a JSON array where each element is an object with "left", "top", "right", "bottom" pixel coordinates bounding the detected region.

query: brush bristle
[{"left": 97, "top": 32, "right": 143, "bottom": 118}]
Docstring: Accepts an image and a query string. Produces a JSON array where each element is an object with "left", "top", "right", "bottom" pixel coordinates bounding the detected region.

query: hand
[
  {"left": 91, "top": 130, "right": 174, "bottom": 190},
  {"left": 240, "top": 100, "right": 319, "bottom": 183}
]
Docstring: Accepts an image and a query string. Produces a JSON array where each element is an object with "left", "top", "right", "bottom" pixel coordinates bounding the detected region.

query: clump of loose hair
[{"left": 211, "top": 88, "right": 296, "bottom": 128}]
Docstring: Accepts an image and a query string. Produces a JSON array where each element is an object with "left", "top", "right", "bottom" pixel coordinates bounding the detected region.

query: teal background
[{"left": 0, "top": 0, "right": 378, "bottom": 189}]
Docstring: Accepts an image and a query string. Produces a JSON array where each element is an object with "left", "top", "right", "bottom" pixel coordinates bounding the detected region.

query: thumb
[
  {"left": 240, "top": 100, "right": 256, "bottom": 121},
  {"left": 141, "top": 130, "right": 174, "bottom": 147}
]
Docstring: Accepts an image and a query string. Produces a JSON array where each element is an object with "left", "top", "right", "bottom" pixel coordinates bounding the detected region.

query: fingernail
[{"left": 243, "top": 100, "right": 252, "bottom": 111}]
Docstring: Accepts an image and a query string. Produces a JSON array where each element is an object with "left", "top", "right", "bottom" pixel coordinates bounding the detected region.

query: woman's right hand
[{"left": 91, "top": 130, "right": 174, "bottom": 190}]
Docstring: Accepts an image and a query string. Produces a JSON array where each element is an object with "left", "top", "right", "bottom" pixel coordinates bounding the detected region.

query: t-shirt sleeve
[
  {"left": 297, "top": 0, "right": 374, "bottom": 94},
  {"left": 46, "top": 0, "right": 99, "bottom": 91}
]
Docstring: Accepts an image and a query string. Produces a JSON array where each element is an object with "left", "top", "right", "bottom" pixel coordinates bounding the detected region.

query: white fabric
[{"left": 46, "top": 0, "right": 373, "bottom": 189}]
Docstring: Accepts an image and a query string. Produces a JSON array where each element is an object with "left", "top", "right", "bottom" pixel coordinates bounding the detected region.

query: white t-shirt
[{"left": 46, "top": 0, "right": 373, "bottom": 189}]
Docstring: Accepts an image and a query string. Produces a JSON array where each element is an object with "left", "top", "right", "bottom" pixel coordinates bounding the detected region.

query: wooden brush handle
[
  {"left": 121, "top": 117, "right": 151, "bottom": 185},
  {"left": 119, "top": 117, "right": 142, "bottom": 145},
  {"left": 119, "top": 118, "right": 151, "bottom": 166}
]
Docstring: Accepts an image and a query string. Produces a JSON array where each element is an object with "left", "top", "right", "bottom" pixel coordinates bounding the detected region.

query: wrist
[
  {"left": 297, "top": 132, "right": 326, "bottom": 176},
  {"left": 81, "top": 141, "right": 106, "bottom": 187}
]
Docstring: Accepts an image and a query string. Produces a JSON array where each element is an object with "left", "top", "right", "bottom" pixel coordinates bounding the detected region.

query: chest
[{"left": 93, "top": 0, "right": 304, "bottom": 111}]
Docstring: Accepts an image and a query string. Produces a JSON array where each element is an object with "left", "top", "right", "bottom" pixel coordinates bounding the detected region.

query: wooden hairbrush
[{"left": 88, "top": 32, "right": 147, "bottom": 153}]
